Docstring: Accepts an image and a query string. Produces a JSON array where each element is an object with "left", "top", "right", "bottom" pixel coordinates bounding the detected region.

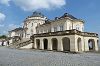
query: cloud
[
  {"left": 0, "top": 13, "right": 6, "bottom": 23},
  {"left": 12, "top": 0, "right": 66, "bottom": 11},
  {"left": 0, "top": 24, "right": 21, "bottom": 35},
  {"left": 0, "top": 0, "right": 11, "bottom": 6}
]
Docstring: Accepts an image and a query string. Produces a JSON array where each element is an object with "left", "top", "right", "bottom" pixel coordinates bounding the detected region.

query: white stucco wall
[
  {"left": 36, "top": 19, "right": 84, "bottom": 34},
  {"left": 23, "top": 16, "right": 46, "bottom": 38}
]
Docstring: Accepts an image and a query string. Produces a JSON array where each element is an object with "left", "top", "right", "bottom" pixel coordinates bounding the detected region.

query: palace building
[{"left": 8, "top": 11, "right": 99, "bottom": 52}]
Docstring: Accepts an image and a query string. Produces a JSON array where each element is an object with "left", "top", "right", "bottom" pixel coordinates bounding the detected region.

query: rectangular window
[
  {"left": 54, "top": 27, "right": 57, "bottom": 32},
  {"left": 41, "top": 30, "right": 43, "bottom": 33},
  {"left": 31, "top": 23, "right": 33, "bottom": 27},
  {"left": 37, "top": 30, "right": 39, "bottom": 34},
  {"left": 60, "top": 25, "right": 63, "bottom": 31},
  {"left": 48, "top": 28, "right": 51, "bottom": 32}
]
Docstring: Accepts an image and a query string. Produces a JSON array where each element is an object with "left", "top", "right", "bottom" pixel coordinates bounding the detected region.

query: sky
[{"left": 0, "top": 0, "right": 100, "bottom": 36}]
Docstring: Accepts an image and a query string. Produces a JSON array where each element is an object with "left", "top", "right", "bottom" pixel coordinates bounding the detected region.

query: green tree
[{"left": 0, "top": 35, "right": 7, "bottom": 39}]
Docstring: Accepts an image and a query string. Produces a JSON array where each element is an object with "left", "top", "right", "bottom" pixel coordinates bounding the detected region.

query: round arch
[
  {"left": 88, "top": 39, "right": 95, "bottom": 51},
  {"left": 36, "top": 39, "right": 40, "bottom": 49},
  {"left": 43, "top": 39, "right": 48, "bottom": 50},
  {"left": 77, "top": 38, "right": 82, "bottom": 51},
  {"left": 62, "top": 37, "right": 70, "bottom": 51},
  {"left": 97, "top": 40, "right": 99, "bottom": 48},
  {"left": 52, "top": 38, "right": 58, "bottom": 51}
]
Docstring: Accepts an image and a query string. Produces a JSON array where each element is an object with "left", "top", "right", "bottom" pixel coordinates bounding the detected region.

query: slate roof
[
  {"left": 31, "top": 11, "right": 44, "bottom": 17},
  {"left": 60, "top": 13, "right": 78, "bottom": 19},
  {"left": 10, "top": 27, "right": 23, "bottom": 32}
]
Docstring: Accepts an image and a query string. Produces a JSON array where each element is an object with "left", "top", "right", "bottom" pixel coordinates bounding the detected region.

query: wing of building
[{"left": 8, "top": 11, "right": 99, "bottom": 52}]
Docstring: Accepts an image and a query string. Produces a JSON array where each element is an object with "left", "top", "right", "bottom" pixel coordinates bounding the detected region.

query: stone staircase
[{"left": 9, "top": 38, "right": 33, "bottom": 49}]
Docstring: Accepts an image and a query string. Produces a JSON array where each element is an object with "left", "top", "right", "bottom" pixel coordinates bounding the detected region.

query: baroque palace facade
[{"left": 8, "top": 11, "right": 99, "bottom": 52}]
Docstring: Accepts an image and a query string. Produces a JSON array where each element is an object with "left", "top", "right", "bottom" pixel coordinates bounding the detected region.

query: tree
[{"left": 0, "top": 35, "right": 7, "bottom": 39}]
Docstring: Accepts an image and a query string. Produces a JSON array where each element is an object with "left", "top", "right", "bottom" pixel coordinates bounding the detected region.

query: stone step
[{"left": 8, "top": 39, "right": 32, "bottom": 49}]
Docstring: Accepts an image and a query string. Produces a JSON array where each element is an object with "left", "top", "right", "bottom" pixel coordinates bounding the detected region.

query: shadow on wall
[{"left": 99, "top": 35, "right": 100, "bottom": 51}]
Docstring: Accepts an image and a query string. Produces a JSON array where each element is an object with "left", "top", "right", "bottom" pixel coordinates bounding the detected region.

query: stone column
[
  {"left": 57, "top": 38, "right": 63, "bottom": 51},
  {"left": 81, "top": 37, "right": 85, "bottom": 51},
  {"left": 48, "top": 38, "right": 52, "bottom": 50},
  {"left": 94, "top": 39, "right": 99, "bottom": 51},
  {"left": 40, "top": 39, "right": 44, "bottom": 50},
  {"left": 70, "top": 35, "right": 77, "bottom": 52},
  {"left": 84, "top": 38, "right": 89, "bottom": 51},
  {"left": 34, "top": 39, "right": 37, "bottom": 49}
]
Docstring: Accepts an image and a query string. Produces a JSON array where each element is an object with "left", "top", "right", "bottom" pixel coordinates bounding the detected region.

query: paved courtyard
[{"left": 0, "top": 47, "right": 100, "bottom": 66}]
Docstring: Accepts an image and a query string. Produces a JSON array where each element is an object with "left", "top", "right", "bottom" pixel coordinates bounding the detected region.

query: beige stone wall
[
  {"left": 33, "top": 34, "right": 99, "bottom": 52},
  {"left": 34, "top": 35, "right": 76, "bottom": 52},
  {"left": 83, "top": 37, "right": 99, "bottom": 51}
]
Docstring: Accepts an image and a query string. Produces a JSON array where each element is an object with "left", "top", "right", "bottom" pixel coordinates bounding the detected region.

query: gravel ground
[{"left": 0, "top": 47, "right": 100, "bottom": 66}]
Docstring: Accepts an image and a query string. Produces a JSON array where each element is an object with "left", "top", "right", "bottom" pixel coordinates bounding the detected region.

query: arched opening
[
  {"left": 52, "top": 38, "right": 58, "bottom": 51},
  {"left": 97, "top": 40, "right": 99, "bottom": 48},
  {"left": 62, "top": 37, "right": 70, "bottom": 51},
  {"left": 43, "top": 39, "right": 48, "bottom": 50},
  {"left": 77, "top": 38, "right": 82, "bottom": 51},
  {"left": 88, "top": 39, "right": 95, "bottom": 51},
  {"left": 36, "top": 39, "right": 40, "bottom": 49}
]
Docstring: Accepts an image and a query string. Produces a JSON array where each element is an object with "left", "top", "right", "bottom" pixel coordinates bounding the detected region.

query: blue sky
[{"left": 0, "top": 0, "right": 100, "bottom": 35}]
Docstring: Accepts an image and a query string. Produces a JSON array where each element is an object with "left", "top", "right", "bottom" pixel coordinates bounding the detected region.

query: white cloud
[
  {"left": 0, "top": 24, "right": 21, "bottom": 35},
  {"left": 12, "top": 0, "right": 66, "bottom": 11},
  {"left": 0, "top": 13, "right": 6, "bottom": 23},
  {"left": 0, "top": 0, "right": 11, "bottom": 6}
]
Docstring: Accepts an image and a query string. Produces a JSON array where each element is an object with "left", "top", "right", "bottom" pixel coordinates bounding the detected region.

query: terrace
[{"left": 33, "top": 29, "right": 98, "bottom": 38}]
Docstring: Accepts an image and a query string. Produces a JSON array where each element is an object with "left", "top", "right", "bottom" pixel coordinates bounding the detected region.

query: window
[
  {"left": 54, "top": 27, "right": 57, "bottom": 32},
  {"left": 48, "top": 28, "right": 51, "bottom": 32},
  {"left": 32, "top": 23, "right": 33, "bottom": 27},
  {"left": 41, "top": 30, "right": 43, "bottom": 33},
  {"left": 37, "top": 30, "right": 39, "bottom": 34},
  {"left": 31, "top": 29, "right": 33, "bottom": 34},
  {"left": 76, "top": 25, "right": 80, "bottom": 30},
  {"left": 60, "top": 25, "right": 64, "bottom": 31},
  {"left": 69, "top": 26, "right": 72, "bottom": 30},
  {"left": 82, "top": 27, "right": 84, "bottom": 31}
]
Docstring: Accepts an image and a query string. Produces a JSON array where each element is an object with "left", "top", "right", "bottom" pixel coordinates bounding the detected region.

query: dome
[
  {"left": 31, "top": 11, "right": 44, "bottom": 17},
  {"left": 60, "top": 13, "right": 78, "bottom": 19}
]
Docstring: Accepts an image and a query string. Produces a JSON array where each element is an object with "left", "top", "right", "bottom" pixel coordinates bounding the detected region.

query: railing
[
  {"left": 33, "top": 29, "right": 98, "bottom": 37},
  {"left": 16, "top": 40, "right": 32, "bottom": 48},
  {"left": 9, "top": 39, "right": 32, "bottom": 48}
]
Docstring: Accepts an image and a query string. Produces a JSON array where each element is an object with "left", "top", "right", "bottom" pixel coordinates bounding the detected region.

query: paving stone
[{"left": 0, "top": 47, "right": 100, "bottom": 66}]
